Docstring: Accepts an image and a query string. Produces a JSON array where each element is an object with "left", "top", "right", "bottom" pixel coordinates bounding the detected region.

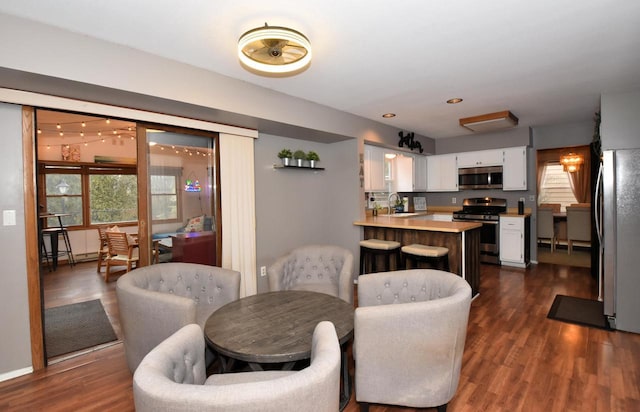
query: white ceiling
[{"left": 2, "top": 0, "right": 639, "bottom": 139}]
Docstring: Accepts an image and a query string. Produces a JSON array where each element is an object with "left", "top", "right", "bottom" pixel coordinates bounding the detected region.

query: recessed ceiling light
[
  {"left": 446, "top": 98, "right": 463, "bottom": 104},
  {"left": 382, "top": 113, "right": 396, "bottom": 118}
]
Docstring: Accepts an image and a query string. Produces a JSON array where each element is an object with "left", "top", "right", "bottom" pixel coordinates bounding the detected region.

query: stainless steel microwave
[{"left": 458, "top": 166, "right": 503, "bottom": 190}]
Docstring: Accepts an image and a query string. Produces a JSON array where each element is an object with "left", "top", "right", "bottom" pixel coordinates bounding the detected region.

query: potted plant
[
  {"left": 277, "top": 149, "right": 293, "bottom": 166},
  {"left": 293, "top": 150, "right": 306, "bottom": 167},
  {"left": 306, "top": 151, "right": 320, "bottom": 168}
]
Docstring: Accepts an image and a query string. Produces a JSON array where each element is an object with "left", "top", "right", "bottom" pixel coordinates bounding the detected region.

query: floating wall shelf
[{"left": 273, "top": 164, "right": 325, "bottom": 170}]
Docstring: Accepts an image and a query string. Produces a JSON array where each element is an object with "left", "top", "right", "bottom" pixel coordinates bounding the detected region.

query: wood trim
[
  {"left": 136, "top": 125, "right": 150, "bottom": 266},
  {"left": 459, "top": 110, "right": 518, "bottom": 127},
  {"left": 23, "top": 106, "right": 45, "bottom": 371},
  {"left": 214, "top": 136, "right": 222, "bottom": 266}
]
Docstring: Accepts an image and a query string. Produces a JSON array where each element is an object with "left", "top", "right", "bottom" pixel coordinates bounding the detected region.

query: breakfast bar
[{"left": 354, "top": 214, "right": 482, "bottom": 296}]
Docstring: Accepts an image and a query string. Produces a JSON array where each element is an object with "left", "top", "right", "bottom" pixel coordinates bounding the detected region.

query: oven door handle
[{"left": 453, "top": 219, "right": 499, "bottom": 224}]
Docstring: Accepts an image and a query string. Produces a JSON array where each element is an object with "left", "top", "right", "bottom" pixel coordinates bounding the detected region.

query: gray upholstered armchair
[
  {"left": 268, "top": 244, "right": 355, "bottom": 304},
  {"left": 354, "top": 269, "right": 472, "bottom": 412},
  {"left": 133, "top": 321, "right": 341, "bottom": 412},
  {"left": 116, "top": 262, "right": 240, "bottom": 372}
]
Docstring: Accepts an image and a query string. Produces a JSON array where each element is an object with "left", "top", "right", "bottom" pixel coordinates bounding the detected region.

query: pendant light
[
  {"left": 560, "top": 152, "right": 584, "bottom": 172},
  {"left": 238, "top": 23, "right": 312, "bottom": 74}
]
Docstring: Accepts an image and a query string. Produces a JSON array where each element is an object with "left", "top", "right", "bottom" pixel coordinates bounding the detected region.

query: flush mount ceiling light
[
  {"left": 459, "top": 110, "right": 519, "bottom": 133},
  {"left": 446, "top": 98, "right": 463, "bottom": 104},
  {"left": 238, "top": 23, "right": 312, "bottom": 74},
  {"left": 382, "top": 113, "right": 396, "bottom": 118}
]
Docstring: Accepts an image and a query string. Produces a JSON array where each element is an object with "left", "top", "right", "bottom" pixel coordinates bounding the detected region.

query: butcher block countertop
[{"left": 353, "top": 215, "right": 482, "bottom": 233}]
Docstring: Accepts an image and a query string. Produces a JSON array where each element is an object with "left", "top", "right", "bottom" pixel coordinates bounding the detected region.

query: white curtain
[{"left": 219, "top": 133, "right": 257, "bottom": 297}]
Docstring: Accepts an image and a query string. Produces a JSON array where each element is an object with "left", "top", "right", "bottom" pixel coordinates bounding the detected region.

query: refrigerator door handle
[{"left": 595, "top": 163, "right": 603, "bottom": 243}]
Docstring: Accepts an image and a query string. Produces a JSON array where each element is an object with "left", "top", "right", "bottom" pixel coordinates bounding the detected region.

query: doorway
[
  {"left": 535, "top": 145, "right": 592, "bottom": 267},
  {"left": 35, "top": 108, "right": 220, "bottom": 363}
]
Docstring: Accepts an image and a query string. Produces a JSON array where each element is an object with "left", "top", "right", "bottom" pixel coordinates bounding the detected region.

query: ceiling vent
[{"left": 459, "top": 110, "right": 519, "bottom": 133}]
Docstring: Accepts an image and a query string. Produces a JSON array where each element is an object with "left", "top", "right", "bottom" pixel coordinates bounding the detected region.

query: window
[
  {"left": 538, "top": 163, "right": 577, "bottom": 211},
  {"left": 40, "top": 162, "right": 138, "bottom": 228},
  {"left": 44, "top": 173, "right": 83, "bottom": 227},
  {"left": 90, "top": 174, "right": 138, "bottom": 224},
  {"left": 150, "top": 168, "right": 181, "bottom": 222}
]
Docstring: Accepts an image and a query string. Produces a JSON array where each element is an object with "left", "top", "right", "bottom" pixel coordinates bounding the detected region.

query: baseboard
[{"left": 0, "top": 366, "right": 33, "bottom": 383}]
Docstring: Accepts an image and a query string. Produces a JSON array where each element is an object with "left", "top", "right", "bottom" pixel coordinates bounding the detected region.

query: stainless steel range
[{"left": 453, "top": 197, "right": 507, "bottom": 264}]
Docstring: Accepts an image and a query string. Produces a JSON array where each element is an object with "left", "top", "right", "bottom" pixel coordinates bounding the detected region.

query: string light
[{"left": 38, "top": 115, "right": 212, "bottom": 159}]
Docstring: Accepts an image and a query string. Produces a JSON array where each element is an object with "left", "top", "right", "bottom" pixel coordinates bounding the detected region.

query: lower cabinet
[{"left": 499, "top": 215, "right": 530, "bottom": 268}]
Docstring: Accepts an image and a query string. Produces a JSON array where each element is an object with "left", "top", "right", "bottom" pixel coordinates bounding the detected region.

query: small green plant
[
  {"left": 277, "top": 149, "right": 292, "bottom": 159},
  {"left": 293, "top": 150, "right": 306, "bottom": 160},
  {"left": 306, "top": 151, "right": 320, "bottom": 161}
]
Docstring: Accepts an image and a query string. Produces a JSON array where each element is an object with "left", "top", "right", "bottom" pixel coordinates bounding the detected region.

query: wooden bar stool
[
  {"left": 359, "top": 239, "right": 401, "bottom": 275},
  {"left": 401, "top": 244, "right": 450, "bottom": 271}
]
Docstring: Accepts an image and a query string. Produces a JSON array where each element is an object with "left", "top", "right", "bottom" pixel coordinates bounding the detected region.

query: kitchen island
[{"left": 353, "top": 214, "right": 482, "bottom": 296}]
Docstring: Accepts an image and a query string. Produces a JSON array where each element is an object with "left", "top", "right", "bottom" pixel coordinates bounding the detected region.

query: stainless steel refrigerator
[{"left": 596, "top": 149, "right": 640, "bottom": 333}]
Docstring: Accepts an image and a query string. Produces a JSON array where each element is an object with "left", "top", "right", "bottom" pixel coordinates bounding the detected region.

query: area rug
[
  {"left": 537, "top": 247, "right": 591, "bottom": 268},
  {"left": 547, "top": 295, "right": 611, "bottom": 330},
  {"left": 45, "top": 299, "right": 118, "bottom": 358}
]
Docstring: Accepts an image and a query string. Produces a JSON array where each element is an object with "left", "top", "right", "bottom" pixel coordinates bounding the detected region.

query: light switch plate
[{"left": 3, "top": 210, "right": 16, "bottom": 226}]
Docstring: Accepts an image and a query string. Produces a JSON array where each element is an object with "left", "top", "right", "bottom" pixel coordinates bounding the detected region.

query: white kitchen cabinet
[
  {"left": 500, "top": 215, "right": 530, "bottom": 268},
  {"left": 413, "top": 154, "right": 428, "bottom": 191},
  {"left": 426, "top": 154, "right": 458, "bottom": 192},
  {"left": 456, "top": 149, "right": 503, "bottom": 168},
  {"left": 393, "top": 153, "right": 414, "bottom": 192},
  {"left": 502, "top": 146, "right": 527, "bottom": 190},
  {"left": 364, "top": 145, "right": 386, "bottom": 191}
]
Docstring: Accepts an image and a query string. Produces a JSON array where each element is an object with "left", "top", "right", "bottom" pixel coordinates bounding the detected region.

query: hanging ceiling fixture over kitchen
[
  {"left": 238, "top": 23, "right": 312, "bottom": 75},
  {"left": 560, "top": 152, "right": 584, "bottom": 172}
]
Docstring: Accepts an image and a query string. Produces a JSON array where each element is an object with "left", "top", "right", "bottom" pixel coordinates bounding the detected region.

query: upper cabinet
[
  {"left": 427, "top": 154, "right": 458, "bottom": 192},
  {"left": 456, "top": 149, "right": 503, "bottom": 168},
  {"left": 364, "top": 144, "right": 427, "bottom": 192},
  {"left": 413, "top": 154, "right": 428, "bottom": 192},
  {"left": 393, "top": 153, "right": 414, "bottom": 192},
  {"left": 364, "top": 145, "right": 386, "bottom": 191},
  {"left": 502, "top": 146, "right": 528, "bottom": 191}
]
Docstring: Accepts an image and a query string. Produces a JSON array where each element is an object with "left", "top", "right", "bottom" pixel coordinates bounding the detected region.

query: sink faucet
[{"left": 388, "top": 192, "right": 400, "bottom": 214}]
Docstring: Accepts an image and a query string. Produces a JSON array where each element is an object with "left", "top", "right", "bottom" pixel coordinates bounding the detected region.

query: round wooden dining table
[{"left": 204, "top": 290, "right": 354, "bottom": 409}]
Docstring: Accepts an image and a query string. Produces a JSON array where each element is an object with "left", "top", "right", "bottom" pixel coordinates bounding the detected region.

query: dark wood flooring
[{"left": 1, "top": 261, "right": 639, "bottom": 411}]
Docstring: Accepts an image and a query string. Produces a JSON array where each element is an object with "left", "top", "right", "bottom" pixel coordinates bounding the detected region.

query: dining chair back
[
  {"left": 96, "top": 225, "right": 110, "bottom": 273},
  {"left": 105, "top": 231, "right": 139, "bottom": 281},
  {"left": 537, "top": 207, "right": 557, "bottom": 252},
  {"left": 566, "top": 204, "right": 591, "bottom": 254},
  {"left": 539, "top": 203, "right": 561, "bottom": 212}
]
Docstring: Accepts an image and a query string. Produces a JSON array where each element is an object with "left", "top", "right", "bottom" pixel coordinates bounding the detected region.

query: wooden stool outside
[
  {"left": 401, "top": 244, "right": 450, "bottom": 271},
  {"left": 359, "top": 239, "right": 401, "bottom": 275}
]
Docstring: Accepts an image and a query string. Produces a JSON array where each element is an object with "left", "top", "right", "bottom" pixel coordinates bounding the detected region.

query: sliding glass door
[{"left": 137, "top": 124, "right": 221, "bottom": 267}]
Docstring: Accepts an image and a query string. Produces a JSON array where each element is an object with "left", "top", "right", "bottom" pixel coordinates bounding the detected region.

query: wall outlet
[
  {"left": 260, "top": 266, "right": 267, "bottom": 277},
  {"left": 529, "top": 195, "right": 535, "bottom": 202},
  {"left": 452, "top": 197, "right": 457, "bottom": 204}
]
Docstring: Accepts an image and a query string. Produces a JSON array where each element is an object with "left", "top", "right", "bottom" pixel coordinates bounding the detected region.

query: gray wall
[
  {"left": 601, "top": 89, "right": 640, "bottom": 150},
  {"left": 435, "top": 127, "right": 531, "bottom": 154},
  {"left": 254, "top": 134, "right": 360, "bottom": 292},
  {"left": 0, "top": 103, "right": 32, "bottom": 377},
  {"left": 533, "top": 121, "right": 595, "bottom": 150}
]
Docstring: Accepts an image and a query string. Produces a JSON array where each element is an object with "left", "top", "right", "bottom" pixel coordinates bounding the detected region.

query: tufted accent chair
[
  {"left": 117, "top": 262, "right": 240, "bottom": 372},
  {"left": 133, "top": 322, "right": 341, "bottom": 412},
  {"left": 354, "top": 269, "right": 472, "bottom": 412},
  {"left": 267, "top": 244, "right": 355, "bottom": 304}
]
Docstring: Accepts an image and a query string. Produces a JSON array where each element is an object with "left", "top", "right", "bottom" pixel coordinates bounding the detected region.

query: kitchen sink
[{"left": 387, "top": 212, "right": 423, "bottom": 218}]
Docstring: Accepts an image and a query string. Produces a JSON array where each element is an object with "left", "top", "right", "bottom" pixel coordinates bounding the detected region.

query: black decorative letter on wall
[{"left": 398, "top": 131, "right": 423, "bottom": 153}]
